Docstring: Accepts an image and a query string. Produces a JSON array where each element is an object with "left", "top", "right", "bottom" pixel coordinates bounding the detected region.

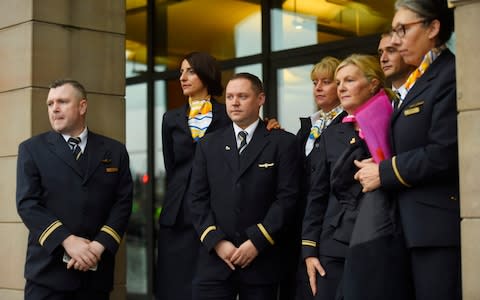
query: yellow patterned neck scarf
[
  {"left": 188, "top": 96, "right": 212, "bottom": 119},
  {"left": 308, "top": 106, "right": 343, "bottom": 140},
  {"left": 404, "top": 45, "right": 446, "bottom": 92}
]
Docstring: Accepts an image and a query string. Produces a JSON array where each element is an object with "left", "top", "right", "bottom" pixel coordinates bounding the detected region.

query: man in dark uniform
[
  {"left": 16, "top": 79, "right": 133, "bottom": 300},
  {"left": 188, "top": 73, "right": 299, "bottom": 300}
]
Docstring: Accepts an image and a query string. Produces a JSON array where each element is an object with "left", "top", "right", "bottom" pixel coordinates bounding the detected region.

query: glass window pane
[
  {"left": 154, "top": 81, "right": 167, "bottom": 226},
  {"left": 153, "top": 0, "right": 262, "bottom": 72},
  {"left": 272, "top": 0, "right": 395, "bottom": 51},
  {"left": 277, "top": 64, "right": 315, "bottom": 134},
  {"left": 125, "top": 83, "right": 148, "bottom": 295},
  {"left": 126, "top": 0, "right": 147, "bottom": 78}
]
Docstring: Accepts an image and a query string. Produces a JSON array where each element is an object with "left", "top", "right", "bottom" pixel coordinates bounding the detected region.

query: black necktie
[
  {"left": 238, "top": 131, "right": 247, "bottom": 154},
  {"left": 68, "top": 137, "right": 82, "bottom": 160}
]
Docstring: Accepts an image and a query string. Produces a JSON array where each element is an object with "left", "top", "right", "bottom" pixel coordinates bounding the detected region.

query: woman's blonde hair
[
  {"left": 335, "top": 54, "right": 394, "bottom": 98},
  {"left": 310, "top": 56, "right": 341, "bottom": 81}
]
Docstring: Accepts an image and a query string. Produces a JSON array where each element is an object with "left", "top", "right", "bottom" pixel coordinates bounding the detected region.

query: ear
[
  {"left": 258, "top": 92, "right": 266, "bottom": 107},
  {"left": 79, "top": 99, "right": 88, "bottom": 115},
  {"left": 427, "top": 19, "right": 441, "bottom": 41},
  {"left": 370, "top": 78, "right": 380, "bottom": 93}
]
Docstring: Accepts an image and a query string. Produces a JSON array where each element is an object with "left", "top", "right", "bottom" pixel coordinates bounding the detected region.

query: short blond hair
[
  {"left": 310, "top": 56, "right": 341, "bottom": 81},
  {"left": 336, "top": 54, "right": 386, "bottom": 94}
]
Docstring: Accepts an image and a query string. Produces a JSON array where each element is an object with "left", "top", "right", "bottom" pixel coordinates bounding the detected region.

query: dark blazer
[
  {"left": 296, "top": 112, "right": 347, "bottom": 215},
  {"left": 379, "top": 49, "right": 460, "bottom": 248},
  {"left": 16, "top": 130, "right": 133, "bottom": 292},
  {"left": 159, "top": 99, "right": 230, "bottom": 226},
  {"left": 188, "top": 121, "right": 299, "bottom": 284},
  {"left": 302, "top": 122, "right": 366, "bottom": 259}
]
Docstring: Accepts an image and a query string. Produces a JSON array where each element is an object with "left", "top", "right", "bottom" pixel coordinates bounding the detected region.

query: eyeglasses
[{"left": 391, "top": 19, "right": 427, "bottom": 38}]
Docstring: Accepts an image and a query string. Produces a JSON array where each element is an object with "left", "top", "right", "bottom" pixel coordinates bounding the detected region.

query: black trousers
[
  {"left": 409, "top": 246, "right": 461, "bottom": 300},
  {"left": 192, "top": 273, "right": 278, "bottom": 300},
  {"left": 296, "top": 255, "right": 344, "bottom": 300},
  {"left": 25, "top": 280, "right": 109, "bottom": 300}
]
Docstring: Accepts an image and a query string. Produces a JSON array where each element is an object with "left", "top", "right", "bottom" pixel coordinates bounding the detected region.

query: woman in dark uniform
[
  {"left": 293, "top": 56, "right": 344, "bottom": 300},
  {"left": 301, "top": 54, "right": 391, "bottom": 300},
  {"left": 156, "top": 52, "right": 230, "bottom": 300},
  {"left": 354, "top": 1, "right": 460, "bottom": 299}
]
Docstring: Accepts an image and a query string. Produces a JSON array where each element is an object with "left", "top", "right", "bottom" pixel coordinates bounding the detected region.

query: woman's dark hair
[
  {"left": 395, "top": 0, "right": 454, "bottom": 46},
  {"left": 182, "top": 51, "right": 223, "bottom": 96}
]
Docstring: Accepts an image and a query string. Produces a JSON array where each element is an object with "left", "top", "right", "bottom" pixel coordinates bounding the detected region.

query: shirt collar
[
  {"left": 62, "top": 127, "right": 88, "bottom": 152},
  {"left": 233, "top": 119, "right": 260, "bottom": 145}
]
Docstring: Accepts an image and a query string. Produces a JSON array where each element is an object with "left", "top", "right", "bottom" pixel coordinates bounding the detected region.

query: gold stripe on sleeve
[
  {"left": 257, "top": 223, "right": 275, "bottom": 245},
  {"left": 302, "top": 240, "right": 317, "bottom": 247},
  {"left": 392, "top": 156, "right": 412, "bottom": 187},
  {"left": 200, "top": 226, "right": 217, "bottom": 242},
  {"left": 39, "top": 220, "right": 63, "bottom": 246},
  {"left": 101, "top": 225, "right": 122, "bottom": 244}
]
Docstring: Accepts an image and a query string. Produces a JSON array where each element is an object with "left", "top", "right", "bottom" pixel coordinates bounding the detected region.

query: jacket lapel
[
  {"left": 391, "top": 51, "right": 446, "bottom": 123},
  {"left": 46, "top": 131, "right": 83, "bottom": 177},
  {"left": 83, "top": 131, "right": 108, "bottom": 184},
  {"left": 238, "top": 122, "right": 269, "bottom": 178},
  {"left": 221, "top": 125, "right": 239, "bottom": 174}
]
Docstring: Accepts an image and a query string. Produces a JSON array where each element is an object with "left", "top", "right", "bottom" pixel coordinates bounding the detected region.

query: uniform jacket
[
  {"left": 296, "top": 112, "right": 347, "bottom": 212},
  {"left": 16, "top": 130, "right": 133, "bottom": 292},
  {"left": 302, "top": 123, "right": 367, "bottom": 259},
  {"left": 159, "top": 99, "right": 230, "bottom": 226},
  {"left": 188, "top": 121, "right": 299, "bottom": 284},
  {"left": 379, "top": 49, "right": 460, "bottom": 248}
]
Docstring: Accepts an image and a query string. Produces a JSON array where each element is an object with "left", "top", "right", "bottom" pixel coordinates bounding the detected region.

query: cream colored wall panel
[
  {"left": 110, "top": 284, "right": 127, "bottom": 300},
  {"left": 33, "top": 0, "right": 125, "bottom": 34},
  {"left": 0, "top": 89, "right": 32, "bottom": 156},
  {"left": 455, "top": 3, "right": 480, "bottom": 111},
  {"left": 87, "top": 95, "right": 126, "bottom": 143},
  {"left": 0, "top": 23, "right": 32, "bottom": 92},
  {"left": 114, "top": 241, "right": 127, "bottom": 285},
  {"left": 31, "top": 22, "right": 70, "bottom": 89},
  {"left": 458, "top": 111, "right": 480, "bottom": 218},
  {"left": 0, "top": 289, "right": 23, "bottom": 300},
  {"left": 31, "top": 87, "right": 51, "bottom": 136},
  {"left": 32, "top": 22, "right": 125, "bottom": 96},
  {"left": 0, "top": 157, "right": 20, "bottom": 222},
  {"left": 69, "top": 30, "right": 125, "bottom": 96},
  {"left": 0, "top": 224, "right": 27, "bottom": 289},
  {"left": 0, "top": 0, "right": 32, "bottom": 29},
  {"left": 462, "top": 219, "right": 480, "bottom": 300}
]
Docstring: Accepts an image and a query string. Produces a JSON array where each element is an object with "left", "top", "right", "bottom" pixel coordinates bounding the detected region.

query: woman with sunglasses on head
[{"left": 354, "top": 1, "right": 460, "bottom": 299}]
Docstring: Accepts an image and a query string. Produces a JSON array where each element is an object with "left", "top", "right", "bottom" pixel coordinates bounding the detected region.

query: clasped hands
[
  {"left": 214, "top": 239, "right": 259, "bottom": 270},
  {"left": 62, "top": 235, "right": 105, "bottom": 272}
]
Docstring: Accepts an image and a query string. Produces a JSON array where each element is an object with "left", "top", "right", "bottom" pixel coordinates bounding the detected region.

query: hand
[
  {"left": 305, "top": 257, "right": 326, "bottom": 296},
  {"left": 89, "top": 241, "right": 105, "bottom": 261},
  {"left": 264, "top": 117, "right": 282, "bottom": 130},
  {"left": 62, "top": 235, "right": 98, "bottom": 271},
  {"left": 230, "top": 240, "right": 259, "bottom": 268},
  {"left": 214, "top": 240, "right": 237, "bottom": 270},
  {"left": 354, "top": 158, "right": 381, "bottom": 192}
]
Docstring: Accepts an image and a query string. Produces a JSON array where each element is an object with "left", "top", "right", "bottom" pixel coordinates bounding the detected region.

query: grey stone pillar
[
  {"left": 449, "top": 0, "right": 480, "bottom": 299},
  {"left": 0, "top": 1, "right": 127, "bottom": 298}
]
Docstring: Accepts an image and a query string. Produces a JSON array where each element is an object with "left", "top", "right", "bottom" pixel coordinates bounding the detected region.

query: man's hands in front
[
  {"left": 62, "top": 235, "right": 105, "bottom": 271},
  {"left": 214, "top": 239, "right": 259, "bottom": 270}
]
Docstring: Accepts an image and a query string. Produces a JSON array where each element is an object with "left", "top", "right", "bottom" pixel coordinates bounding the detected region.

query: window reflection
[
  {"left": 277, "top": 65, "right": 315, "bottom": 134},
  {"left": 272, "top": 0, "right": 394, "bottom": 51},
  {"left": 125, "top": 83, "right": 148, "bottom": 295}
]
